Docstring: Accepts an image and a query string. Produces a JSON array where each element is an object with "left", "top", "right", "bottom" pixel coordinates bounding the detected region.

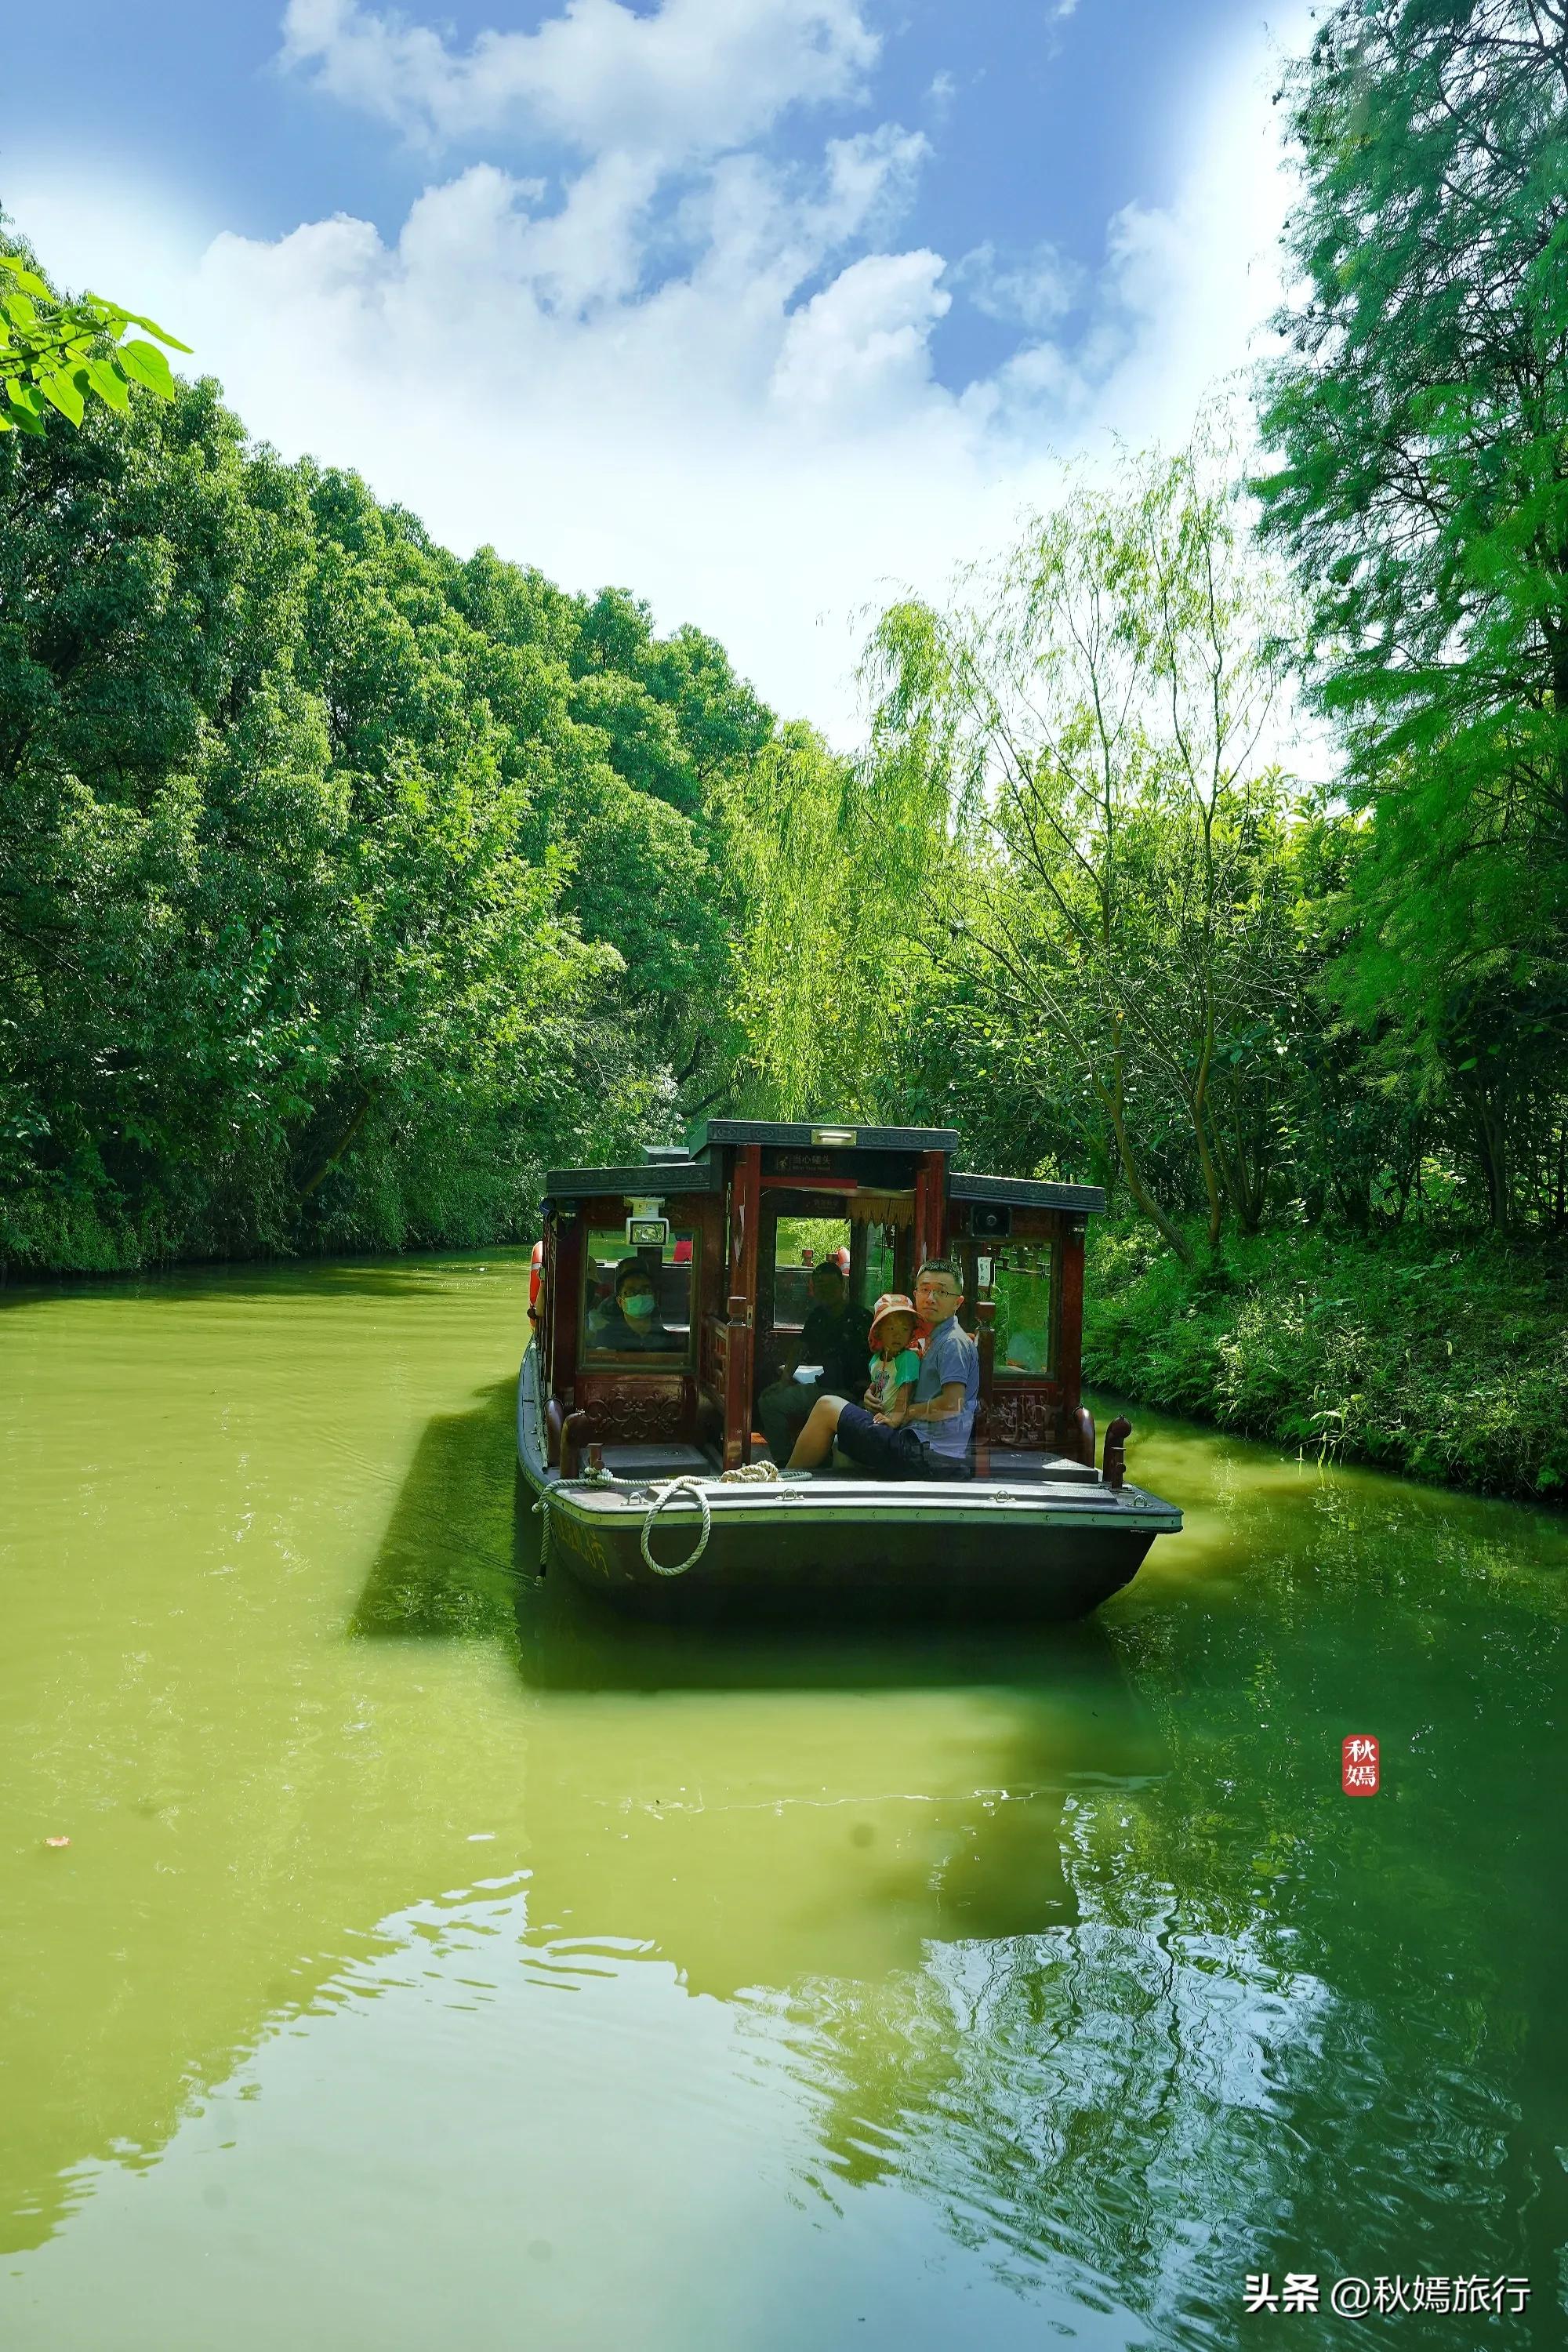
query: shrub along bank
[{"left": 1083, "top": 1224, "right": 1568, "bottom": 1501}]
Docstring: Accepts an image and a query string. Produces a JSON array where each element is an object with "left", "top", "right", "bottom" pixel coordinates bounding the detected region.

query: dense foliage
[
  {"left": 0, "top": 350, "right": 797, "bottom": 1269},
  {"left": 1254, "top": 0, "right": 1568, "bottom": 1232},
  {"left": 1083, "top": 1220, "right": 1568, "bottom": 1498}
]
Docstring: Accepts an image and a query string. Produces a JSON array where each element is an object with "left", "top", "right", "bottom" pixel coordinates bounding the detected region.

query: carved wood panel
[
  {"left": 575, "top": 1374, "right": 690, "bottom": 1442},
  {"left": 985, "top": 1387, "right": 1062, "bottom": 1450}
]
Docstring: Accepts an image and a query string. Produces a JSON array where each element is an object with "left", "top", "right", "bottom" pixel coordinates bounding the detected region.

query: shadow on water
[
  {"left": 347, "top": 1372, "right": 1172, "bottom": 1955},
  {"left": 346, "top": 1367, "right": 1167, "bottom": 1727},
  {"left": 348, "top": 1375, "right": 530, "bottom": 1644},
  {"left": 344, "top": 1369, "right": 1171, "bottom": 1977}
]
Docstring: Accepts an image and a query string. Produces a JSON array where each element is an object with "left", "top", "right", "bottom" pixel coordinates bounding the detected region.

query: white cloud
[
  {"left": 952, "top": 238, "right": 1081, "bottom": 332},
  {"left": 9, "top": 0, "right": 1315, "bottom": 743},
  {"left": 771, "top": 250, "right": 950, "bottom": 420},
  {"left": 280, "top": 0, "right": 879, "bottom": 160}
]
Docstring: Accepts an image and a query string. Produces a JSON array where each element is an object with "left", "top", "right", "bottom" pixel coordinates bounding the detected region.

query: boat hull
[{"left": 517, "top": 1353, "right": 1180, "bottom": 1623}]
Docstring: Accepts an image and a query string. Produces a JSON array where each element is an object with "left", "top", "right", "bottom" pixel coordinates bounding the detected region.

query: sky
[{"left": 5, "top": 0, "right": 1318, "bottom": 739}]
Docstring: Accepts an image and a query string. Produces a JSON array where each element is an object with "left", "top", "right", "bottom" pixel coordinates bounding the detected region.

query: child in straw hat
[{"left": 785, "top": 1293, "right": 920, "bottom": 1470}]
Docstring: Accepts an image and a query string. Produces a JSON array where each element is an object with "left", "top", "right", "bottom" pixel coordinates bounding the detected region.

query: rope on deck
[
  {"left": 531, "top": 1488, "right": 554, "bottom": 1572},
  {"left": 641, "top": 1475, "right": 713, "bottom": 1575},
  {"left": 534, "top": 1459, "right": 781, "bottom": 1580},
  {"left": 638, "top": 1460, "right": 781, "bottom": 1575}
]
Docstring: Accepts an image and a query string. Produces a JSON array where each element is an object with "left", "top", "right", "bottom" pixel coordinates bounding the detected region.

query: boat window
[
  {"left": 581, "top": 1229, "right": 696, "bottom": 1362},
  {"left": 857, "top": 1225, "right": 899, "bottom": 1309},
  {"left": 982, "top": 1243, "right": 1055, "bottom": 1378},
  {"left": 771, "top": 1216, "right": 851, "bottom": 1330}
]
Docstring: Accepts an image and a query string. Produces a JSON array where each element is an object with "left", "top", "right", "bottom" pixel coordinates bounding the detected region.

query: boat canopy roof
[
  {"left": 693, "top": 1119, "right": 960, "bottom": 1152},
  {"left": 949, "top": 1171, "right": 1106, "bottom": 1215},
  {"left": 544, "top": 1157, "right": 719, "bottom": 1197},
  {"left": 543, "top": 1120, "right": 1106, "bottom": 1216}
]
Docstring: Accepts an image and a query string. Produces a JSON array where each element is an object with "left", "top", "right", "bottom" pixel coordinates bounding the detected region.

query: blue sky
[{"left": 5, "top": 0, "right": 1313, "bottom": 732}]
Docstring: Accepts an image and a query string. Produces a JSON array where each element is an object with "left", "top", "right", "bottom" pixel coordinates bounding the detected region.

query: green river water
[{"left": 2, "top": 1252, "right": 1565, "bottom": 2350}]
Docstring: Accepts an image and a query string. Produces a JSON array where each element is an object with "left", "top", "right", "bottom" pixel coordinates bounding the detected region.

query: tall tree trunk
[
  {"left": 1105, "top": 1090, "right": 1192, "bottom": 1264},
  {"left": 299, "top": 1084, "right": 378, "bottom": 1201},
  {"left": 1189, "top": 1055, "right": 1225, "bottom": 1252},
  {"left": 1462, "top": 1083, "right": 1511, "bottom": 1232},
  {"left": 1097, "top": 1018, "right": 1192, "bottom": 1263}
]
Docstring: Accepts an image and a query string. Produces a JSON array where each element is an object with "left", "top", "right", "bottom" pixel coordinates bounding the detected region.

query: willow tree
[
  {"left": 711, "top": 719, "right": 956, "bottom": 1120},
  {"left": 1255, "top": 0, "right": 1568, "bottom": 1228},
  {"left": 862, "top": 434, "right": 1298, "bottom": 1256}
]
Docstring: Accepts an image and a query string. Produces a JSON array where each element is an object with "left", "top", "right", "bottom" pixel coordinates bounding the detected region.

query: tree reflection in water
[
  {"left": 347, "top": 1373, "right": 1567, "bottom": 2347},
  {"left": 739, "top": 1461, "right": 1568, "bottom": 2348}
]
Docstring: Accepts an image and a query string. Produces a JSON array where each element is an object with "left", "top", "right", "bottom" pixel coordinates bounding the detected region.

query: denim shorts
[{"left": 834, "top": 1404, "right": 973, "bottom": 1481}]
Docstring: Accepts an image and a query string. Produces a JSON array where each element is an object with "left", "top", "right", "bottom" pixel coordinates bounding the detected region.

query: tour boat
[{"left": 516, "top": 1120, "right": 1181, "bottom": 1618}]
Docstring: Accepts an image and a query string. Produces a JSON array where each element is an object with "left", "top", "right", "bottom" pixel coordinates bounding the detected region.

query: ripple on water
[{"left": 2, "top": 1273, "right": 1564, "bottom": 2352}]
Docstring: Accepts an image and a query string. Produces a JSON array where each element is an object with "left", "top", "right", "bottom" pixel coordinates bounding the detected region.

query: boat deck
[
  {"left": 545, "top": 1468, "right": 1177, "bottom": 1528},
  {"left": 592, "top": 1440, "right": 1103, "bottom": 1487}
]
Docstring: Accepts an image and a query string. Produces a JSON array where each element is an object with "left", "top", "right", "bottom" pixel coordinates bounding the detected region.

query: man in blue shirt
[{"left": 830, "top": 1261, "right": 978, "bottom": 1480}]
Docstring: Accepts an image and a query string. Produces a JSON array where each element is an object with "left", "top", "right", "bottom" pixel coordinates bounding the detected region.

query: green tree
[
  {"left": 0, "top": 339, "right": 781, "bottom": 1270},
  {"left": 711, "top": 718, "right": 956, "bottom": 1121},
  {"left": 863, "top": 434, "right": 1298, "bottom": 1256},
  {"left": 557, "top": 590, "right": 774, "bottom": 1109},
  {"left": 1254, "top": 0, "right": 1568, "bottom": 1229}
]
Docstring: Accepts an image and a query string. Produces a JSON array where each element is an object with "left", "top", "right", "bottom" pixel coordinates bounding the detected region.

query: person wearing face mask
[{"left": 588, "top": 1259, "right": 671, "bottom": 1352}]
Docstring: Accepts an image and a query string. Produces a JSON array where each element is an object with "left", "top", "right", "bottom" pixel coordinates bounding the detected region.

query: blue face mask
[{"left": 624, "top": 1292, "right": 655, "bottom": 1320}]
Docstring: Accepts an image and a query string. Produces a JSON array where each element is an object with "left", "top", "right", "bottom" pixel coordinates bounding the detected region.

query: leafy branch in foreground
[{"left": 0, "top": 252, "right": 189, "bottom": 434}]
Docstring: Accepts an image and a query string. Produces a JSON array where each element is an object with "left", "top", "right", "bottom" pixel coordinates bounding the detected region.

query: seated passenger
[
  {"left": 786, "top": 1294, "right": 920, "bottom": 1471},
  {"left": 823, "top": 1261, "right": 978, "bottom": 1481},
  {"left": 587, "top": 1259, "right": 670, "bottom": 1352},
  {"left": 756, "top": 1261, "right": 870, "bottom": 1464}
]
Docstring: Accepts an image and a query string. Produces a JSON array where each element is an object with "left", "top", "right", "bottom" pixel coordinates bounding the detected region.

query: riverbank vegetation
[
  {"left": 1084, "top": 1222, "right": 1568, "bottom": 1499},
  {"left": 2, "top": 2, "right": 1564, "bottom": 1491}
]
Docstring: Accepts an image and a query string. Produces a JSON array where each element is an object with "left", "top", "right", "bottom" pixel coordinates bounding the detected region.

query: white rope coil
[
  {"left": 534, "top": 1458, "right": 782, "bottom": 1580},
  {"left": 641, "top": 1475, "right": 713, "bottom": 1576}
]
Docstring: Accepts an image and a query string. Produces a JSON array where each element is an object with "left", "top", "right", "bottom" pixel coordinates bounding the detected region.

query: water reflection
[
  {"left": 348, "top": 1377, "right": 1167, "bottom": 1991},
  {"left": 2, "top": 1261, "right": 1565, "bottom": 2351}
]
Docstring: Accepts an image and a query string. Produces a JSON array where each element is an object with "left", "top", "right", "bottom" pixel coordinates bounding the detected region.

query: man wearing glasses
[{"left": 829, "top": 1260, "right": 978, "bottom": 1481}]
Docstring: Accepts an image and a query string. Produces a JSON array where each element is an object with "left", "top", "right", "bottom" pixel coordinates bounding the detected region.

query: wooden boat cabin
[{"left": 533, "top": 1120, "right": 1108, "bottom": 1481}]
